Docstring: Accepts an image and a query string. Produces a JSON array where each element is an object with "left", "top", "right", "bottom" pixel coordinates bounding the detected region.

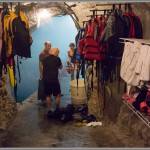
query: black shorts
[{"left": 44, "top": 81, "right": 61, "bottom": 96}]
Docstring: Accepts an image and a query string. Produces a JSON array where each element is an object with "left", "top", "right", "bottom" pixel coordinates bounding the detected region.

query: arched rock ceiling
[{"left": 0, "top": 2, "right": 150, "bottom": 37}]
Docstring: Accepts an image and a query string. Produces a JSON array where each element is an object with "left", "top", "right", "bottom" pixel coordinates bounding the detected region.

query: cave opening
[{"left": 8, "top": 14, "right": 78, "bottom": 102}]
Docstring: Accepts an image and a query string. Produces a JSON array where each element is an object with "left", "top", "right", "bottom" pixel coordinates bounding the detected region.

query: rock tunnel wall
[
  {"left": 0, "top": 2, "right": 150, "bottom": 146},
  {"left": 72, "top": 2, "right": 150, "bottom": 147},
  {"left": 69, "top": 2, "right": 150, "bottom": 146}
]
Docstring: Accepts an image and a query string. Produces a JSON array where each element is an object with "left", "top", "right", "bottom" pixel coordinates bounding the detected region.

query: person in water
[
  {"left": 42, "top": 47, "right": 63, "bottom": 117},
  {"left": 68, "top": 43, "right": 79, "bottom": 81},
  {"left": 39, "top": 41, "right": 51, "bottom": 79}
]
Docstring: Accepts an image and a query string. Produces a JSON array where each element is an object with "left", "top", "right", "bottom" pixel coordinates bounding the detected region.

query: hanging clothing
[
  {"left": 120, "top": 42, "right": 135, "bottom": 83},
  {"left": 100, "top": 14, "right": 115, "bottom": 44},
  {"left": 136, "top": 45, "right": 150, "bottom": 81},
  {"left": 121, "top": 42, "right": 150, "bottom": 90},
  {"left": 125, "top": 41, "right": 142, "bottom": 86}
]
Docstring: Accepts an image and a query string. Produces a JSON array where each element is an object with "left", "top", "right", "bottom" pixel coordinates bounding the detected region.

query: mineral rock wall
[
  {"left": 0, "top": 74, "right": 17, "bottom": 130},
  {"left": 0, "top": 3, "right": 150, "bottom": 144}
]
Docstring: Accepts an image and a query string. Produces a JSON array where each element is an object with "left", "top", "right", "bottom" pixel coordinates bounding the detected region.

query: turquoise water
[{"left": 10, "top": 15, "right": 78, "bottom": 103}]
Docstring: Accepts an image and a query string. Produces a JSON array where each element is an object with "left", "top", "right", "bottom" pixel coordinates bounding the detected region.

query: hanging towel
[
  {"left": 139, "top": 45, "right": 150, "bottom": 81},
  {"left": 120, "top": 42, "right": 134, "bottom": 83},
  {"left": 135, "top": 45, "right": 149, "bottom": 80},
  {"left": 127, "top": 41, "right": 142, "bottom": 86}
]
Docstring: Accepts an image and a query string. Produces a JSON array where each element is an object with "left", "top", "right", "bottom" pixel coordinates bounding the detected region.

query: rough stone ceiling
[{"left": 0, "top": 2, "right": 150, "bottom": 30}]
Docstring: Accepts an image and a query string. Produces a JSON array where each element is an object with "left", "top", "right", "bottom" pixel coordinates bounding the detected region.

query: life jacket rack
[
  {"left": 120, "top": 38, "right": 150, "bottom": 129},
  {"left": 86, "top": 3, "right": 133, "bottom": 19},
  {"left": 81, "top": 3, "right": 142, "bottom": 116}
]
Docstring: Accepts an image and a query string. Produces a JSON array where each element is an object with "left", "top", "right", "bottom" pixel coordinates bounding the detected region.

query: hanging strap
[
  {"left": 3, "top": 3, "right": 8, "bottom": 12},
  {"left": 94, "top": 19, "right": 98, "bottom": 41},
  {"left": 119, "top": 4, "right": 122, "bottom": 10},
  {"left": 117, "top": 61, "right": 121, "bottom": 93},
  {"left": 10, "top": 2, "right": 12, "bottom": 11},
  {"left": 76, "top": 62, "right": 80, "bottom": 96},
  {"left": 103, "top": 82, "right": 106, "bottom": 111},
  {"left": 14, "top": 83, "right": 17, "bottom": 102},
  {"left": 12, "top": 57, "right": 17, "bottom": 102},
  {"left": 128, "top": 3, "right": 132, "bottom": 13},
  {"left": 82, "top": 59, "right": 87, "bottom": 96},
  {"left": 112, "top": 4, "right": 115, "bottom": 12},
  {"left": 91, "top": 61, "right": 94, "bottom": 92},
  {"left": 17, "top": 2, "right": 20, "bottom": 16},
  {"left": 17, "top": 56, "right": 21, "bottom": 83},
  {"left": 125, "top": 3, "right": 128, "bottom": 12},
  {"left": 97, "top": 60, "right": 100, "bottom": 93},
  {"left": 124, "top": 82, "right": 127, "bottom": 93}
]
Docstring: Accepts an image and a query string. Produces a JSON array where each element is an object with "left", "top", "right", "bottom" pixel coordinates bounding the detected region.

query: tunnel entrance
[{"left": 9, "top": 14, "right": 78, "bottom": 103}]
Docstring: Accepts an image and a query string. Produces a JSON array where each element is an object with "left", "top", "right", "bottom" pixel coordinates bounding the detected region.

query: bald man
[
  {"left": 42, "top": 47, "right": 63, "bottom": 117},
  {"left": 39, "top": 41, "right": 51, "bottom": 79}
]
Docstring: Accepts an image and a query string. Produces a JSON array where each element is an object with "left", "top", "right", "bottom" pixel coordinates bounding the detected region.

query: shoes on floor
[{"left": 46, "top": 110, "right": 53, "bottom": 118}]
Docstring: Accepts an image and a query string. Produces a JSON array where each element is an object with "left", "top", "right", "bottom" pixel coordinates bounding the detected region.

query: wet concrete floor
[{"left": 1, "top": 92, "right": 125, "bottom": 148}]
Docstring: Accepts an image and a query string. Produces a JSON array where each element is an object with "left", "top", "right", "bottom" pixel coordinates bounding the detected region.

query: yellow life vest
[
  {"left": 8, "top": 65, "right": 17, "bottom": 87},
  {"left": 8, "top": 57, "right": 17, "bottom": 88},
  {"left": 3, "top": 11, "right": 32, "bottom": 57},
  {"left": 3, "top": 11, "right": 18, "bottom": 57}
]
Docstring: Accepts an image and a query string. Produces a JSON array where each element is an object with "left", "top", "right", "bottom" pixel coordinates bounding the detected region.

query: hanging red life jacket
[
  {"left": 84, "top": 36, "right": 100, "bottom": 60},
  {"left": 129, "top": 10, "right": 143, "bottom": 39},
  {"left": 78, "top": 38, "right": 85, "bottom": 55},
  {"left": 86, "top": 18, "right": 95, "bottom": 37},
  {"left": 84, "top": 22, "right": 88, "bottom": 36},
  {"left": 83, "top": 18, "right": 100, "bottom": 60},
  {"left": 123, "top": 11, "right": 135, "bottom": 38}
]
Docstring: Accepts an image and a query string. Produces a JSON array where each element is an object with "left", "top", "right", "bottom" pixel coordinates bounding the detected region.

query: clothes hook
[
  {"left": 112, "top": 4, "right": 115, "bottom": 11},
  {"left": 119, "top": 4, "right": 121, "bottom": 10},
  {"left": 125, "top": 3, "right": 127, "bottom": 12},
  {"left": 10, "top": 2, "right": 12, "bottom": 11},
  {"left": 93, "top": 10, "right": 95, "bottom": 18},
  {"left": 17, "top": 2, "right": 20, "bottom": 16},
  {"left": 104, "top": 9, "right": 106, "bottom": 17},
  {"left": 3, "top": 2, "right": 9, "bottom": 11},
  {"left": 128, "top": 3, "right": 132, "bottom": 12}
]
